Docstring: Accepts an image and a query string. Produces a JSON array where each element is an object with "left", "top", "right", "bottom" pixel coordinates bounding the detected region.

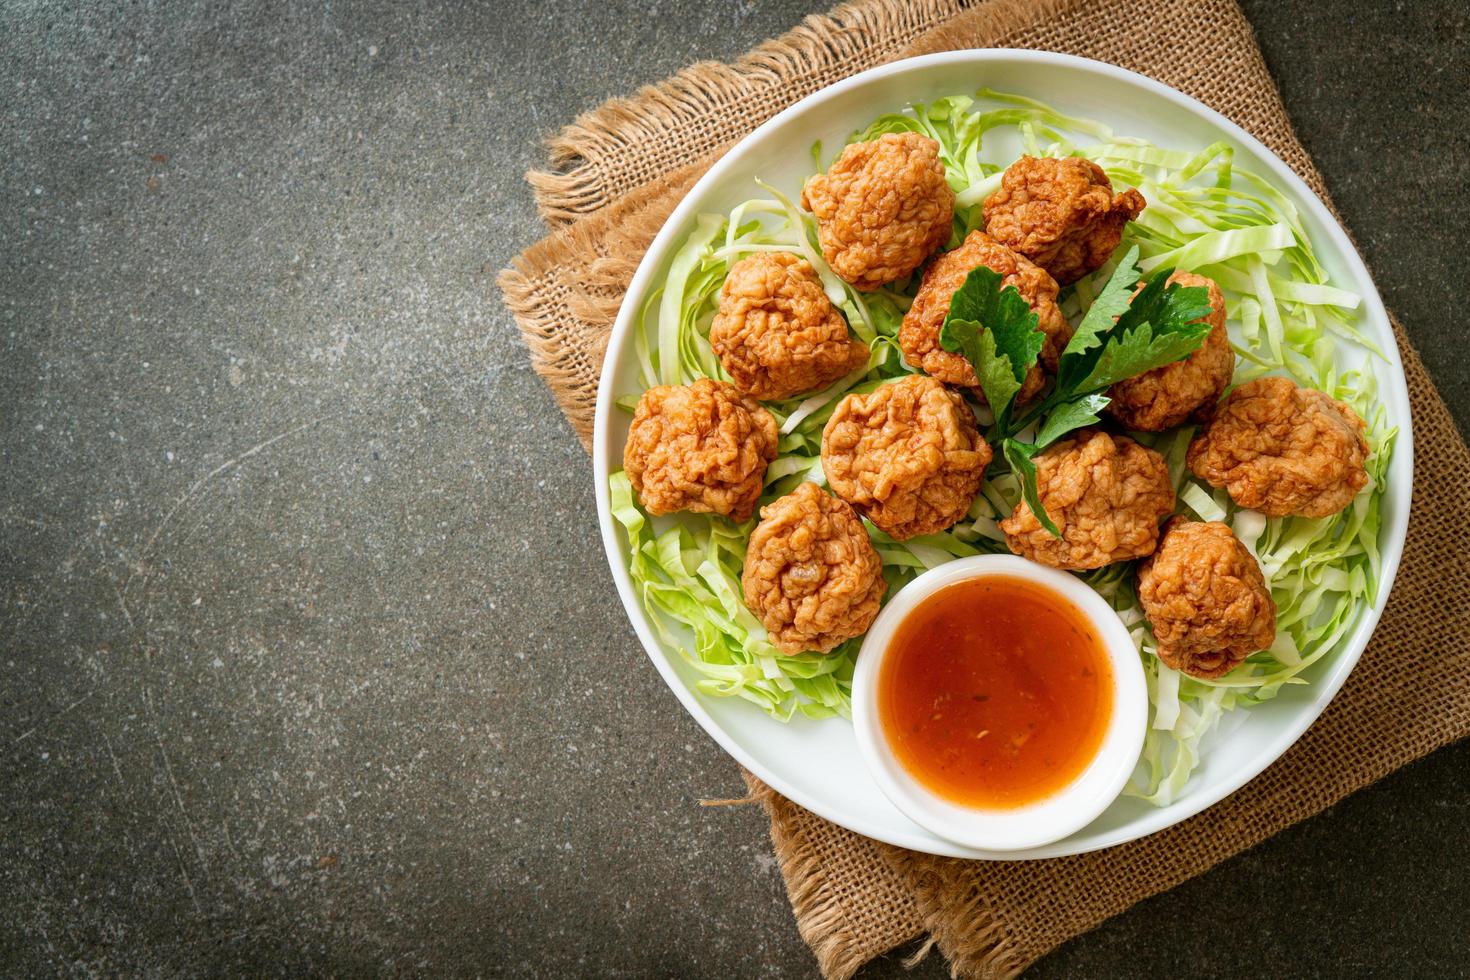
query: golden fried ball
[
  {"left": 1106, "top": 272, "right": 1235, "bottom": 431},
  {"left": 741, "top": 482, "right": 887, "bottom": 654},
  {"left": 623, "top": 378, "right": 778, "bottom": 523},
  {"left": 1000, "top": 429, "right": 1174, "bottom": 569},
  {"left": 708, "top": 252, "right": 869, "bottom": 401},
  {"left": 1138, "top": 518, "right": 1277, "bottom": 679},
  {"left": 899, "top": 230, "right": 1071, "bottom": 399},
  {"left": 1187, "top": 376, "right": 1369, "bottom": 517},
  {"left": 983, "top": 155, "right": 1146, "bottom": 285},
  {"left": 800, "top": 132, "right": 955, "bottom": 291},
  {"left": 820, "top": 374, "right": 992, "bottom": 540}
]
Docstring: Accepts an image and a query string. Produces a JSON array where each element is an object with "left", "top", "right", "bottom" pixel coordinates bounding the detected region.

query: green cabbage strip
[
  {"left": 611, "top": 91, "right": 1395, "bottom": 803},
  {"left": 610, "top": 473, "right": 855, "bottom": 720}
]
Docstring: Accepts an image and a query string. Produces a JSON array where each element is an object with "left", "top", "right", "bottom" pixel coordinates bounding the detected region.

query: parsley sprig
[
  {"left": 939, "top": 246, "right": 1213, "bottom": 536},
  {"left": 936, "top": 266, "right": 1043, "bottom": 434}
]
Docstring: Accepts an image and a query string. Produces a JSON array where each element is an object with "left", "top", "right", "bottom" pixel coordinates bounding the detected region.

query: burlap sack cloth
[{"left": 498, "top": 0, "right": 1470, "bottom": 975}]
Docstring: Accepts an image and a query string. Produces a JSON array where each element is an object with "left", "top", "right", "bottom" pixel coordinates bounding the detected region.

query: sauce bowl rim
[{"left": 851, "top": 554, "right": 1149, "bottom": 852}]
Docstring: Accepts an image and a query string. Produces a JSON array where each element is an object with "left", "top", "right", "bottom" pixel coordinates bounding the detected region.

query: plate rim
[{"left": 590, "top": 49, "right": 1415, "bottom": 859}]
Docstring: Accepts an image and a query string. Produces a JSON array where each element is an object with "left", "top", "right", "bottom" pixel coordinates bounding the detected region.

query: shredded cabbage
[{"left": 609, "top": 90, "right": 1396, "bottom": 803}]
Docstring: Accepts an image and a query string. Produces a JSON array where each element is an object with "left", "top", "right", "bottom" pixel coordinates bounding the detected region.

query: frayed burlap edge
[
  {"left": 525, "top": 0, "right": 1113, "bottom": 226},
  {"left": 501, "top": 0, "right": 1090, "bottom": 446},
  {"left": 894, "top": 859, "right": 1025, "bottom": 979},
  {"left": 498, "top": 162, "right": 708, "bottom": 447},
  {"left": 736, "top": 771, "right": 928, "bottom": 980},
  {"left": 526, "top": 0, "right": 974, "bottom": 224}
]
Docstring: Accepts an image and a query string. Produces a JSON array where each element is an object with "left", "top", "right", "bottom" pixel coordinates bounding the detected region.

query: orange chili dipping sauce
[{"left": 878, "top": 575, "right": 1112, "bottom": 809}]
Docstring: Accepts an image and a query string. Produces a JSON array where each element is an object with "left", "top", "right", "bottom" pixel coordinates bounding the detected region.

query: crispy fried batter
[
  {"left": 1187, "top": 376, "right": 1369, "bottom": 517},
  {"left": 741, "top": 482, "right": 887, "bottom": 654},
  {"left": 1000, "top": 429, "right": 1174, "bottom": 569},
  {"left": 1107, "top": 272, "right": 1235, "bottom": 431},
  {"left": 983, "top": 155, "right": 1146, "bottom": 284},
  {"left": 623, "top": 378, "right": 778, "bottom": 523},
  {"left": 800, "top": 133, "right": 955, "bottom": 291},
  {"left": 1138, "top": 518, "right": 1277, "bottom": 679},
  {"left": 821, "top": 374, "right": 991, "bottom": 540},
  {"left": 899, "top": 230, "right": 1071, "bottom": 398},
  {"left": 709, "top": 252, "right": 868, "bottom": 401}
]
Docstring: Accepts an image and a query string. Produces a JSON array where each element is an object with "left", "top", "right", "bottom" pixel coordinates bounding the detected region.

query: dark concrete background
[{"left": 1, "top": 1, "right": 1466, "bottom": 976}]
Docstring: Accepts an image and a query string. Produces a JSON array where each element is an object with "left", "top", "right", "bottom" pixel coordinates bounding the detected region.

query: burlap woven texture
[{"left": 497, "top": 0, "right": 1470, "bottom": 976}]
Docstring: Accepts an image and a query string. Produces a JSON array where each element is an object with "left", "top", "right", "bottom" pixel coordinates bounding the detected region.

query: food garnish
[
  {"left": 936, "top": 265, "right": 1044, "bottom": 430},
  {"left": 942, "top": 245, "right": 1212, "bottom": 535},
  {"left": 1105, "top": 271, "right": 1234, "bottom": 432},
  {"left": 900, "top": 230, "right": 1068, "bottom": 397}
]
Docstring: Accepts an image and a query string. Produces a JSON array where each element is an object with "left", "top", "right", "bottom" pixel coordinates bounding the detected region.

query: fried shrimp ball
[
  {"left": 800, "top": 132, "right": 955, "bottom": 291},
  {"left": 899, "top": 230, "right": 1071, "bottom": 398},
  {"left": 708, "top": 252, "right": 869, "bottom": 401},
  {"left": 999, "top": 430, "right": 1174, "bottom": 570},
  {"left": 1138, "top": 518, "right": 1277, "bottom": 679},
  {"left": 821, "top": 374, "right": 991, "bottom": 540},
  {"left": 741, "top": 482, "right": 887, "bottom": 654},
  {"left": 983, "top": 155, "right": 1146, "bottom": 284},
  {"left": 1187, "top": 376, "right": 1369, "bottom": 517},
  {"left": 1106, "top": 272, "right": 1235, "bottom": 431},
  {"left": 623, "top": 378, "right": 778, "bottom": 523}
]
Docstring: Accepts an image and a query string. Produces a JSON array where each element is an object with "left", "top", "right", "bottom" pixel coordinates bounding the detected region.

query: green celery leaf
[
  {"left": 938, "top": 265, "right": 1044, "bottom": 421},
  {"left": 1059, "top": 245, "right": 1142, "bottom": 375},
  {"left": 1060, "top": 264, "right": 1213, "bottom": 395},
  {"left": 1034, "top": 392, "right": 1111, "bottom": 449},
  {"left": 1124, "top": 272, "right": 1215, "bottom": 346},
  {"left": 942, "top": 318, "right": 1023, "bottom": 420},
  {"left": 1003, "top": 439, "right": 1060, "bottom": 538},
  {"left": 1077, "top": 307, "right": 1214, "bottom": 393},
  {"left": 1077, "top": 270, "right": 1214, "bottom": 393}
]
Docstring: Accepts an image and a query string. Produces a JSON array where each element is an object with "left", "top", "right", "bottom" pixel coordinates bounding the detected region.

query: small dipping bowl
[{"left": 852, "top": 555, "right": 1148, "bottom": 853}]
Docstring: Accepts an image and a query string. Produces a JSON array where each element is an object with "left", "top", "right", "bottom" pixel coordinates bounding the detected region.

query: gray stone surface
[{"left": 1, "top": 1, "right": 1465, "bottom": 976}]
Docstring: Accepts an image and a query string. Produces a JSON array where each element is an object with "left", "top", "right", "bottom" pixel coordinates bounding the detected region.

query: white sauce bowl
[{"left": 852, "top": 554, "right": 1148, "bottom": 852}]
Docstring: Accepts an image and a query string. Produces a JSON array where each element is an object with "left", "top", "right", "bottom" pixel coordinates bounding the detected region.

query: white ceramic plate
[{"left": 592, "top": 51, "right": 1413, "bottom": 859}]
